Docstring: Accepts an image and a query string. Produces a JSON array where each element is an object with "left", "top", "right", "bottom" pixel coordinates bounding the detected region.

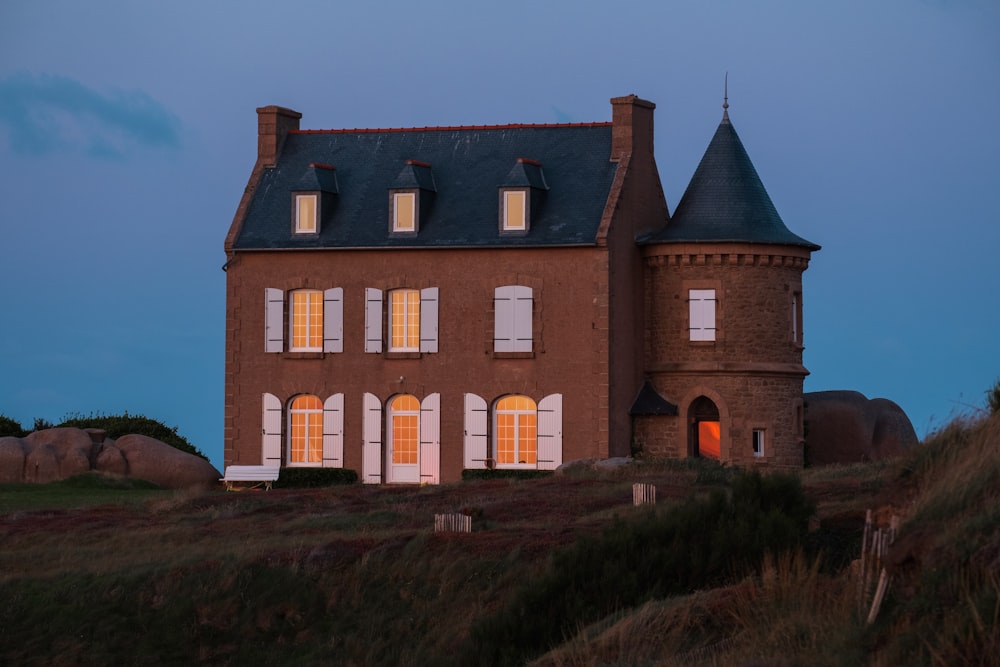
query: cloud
[{"left": 0, "top": 72, "right": 181, "bottom": 158}]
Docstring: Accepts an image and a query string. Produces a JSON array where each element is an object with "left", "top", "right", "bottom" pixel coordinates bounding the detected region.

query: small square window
[
  {"left": 295, "top": 194, "right": 318, "bottom": 234},
  {"left": 393, "top": 192, "right": 416, "bottom": 233},
  {"left": 503, "top": 190, "right": 526, "bottom": 231},
  {"left": 752, "top": 429, "right": 765, "bottom": 458}
]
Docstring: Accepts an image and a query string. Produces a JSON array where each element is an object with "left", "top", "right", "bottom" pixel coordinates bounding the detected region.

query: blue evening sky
[{"left": 1, "top": 1, "right": 997, "bottom": 470}]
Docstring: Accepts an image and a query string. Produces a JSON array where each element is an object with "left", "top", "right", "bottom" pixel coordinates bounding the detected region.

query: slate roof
[
  {"left": 234, "top": 124, "right": 617, "bottom": 250},
  {"left": 642, "top": 114, "right": 820, "bottom": 250}
]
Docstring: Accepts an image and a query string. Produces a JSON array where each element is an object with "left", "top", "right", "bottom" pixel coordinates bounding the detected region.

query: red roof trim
[
  {"left": 405, "top": 159, "right": 431, "bottom": 168},
  {"left": 290, "top": 121, "right": 612, "bottom": 135},
  {"left": 516, "top": 157, "right": 542, "bottom": 166},
  {"left": 308, "top": 162, "right": 335, "bottom": 170}
]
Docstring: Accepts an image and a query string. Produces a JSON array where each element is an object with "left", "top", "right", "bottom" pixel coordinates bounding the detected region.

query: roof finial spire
[{"left": 722, "top": 72, "right": 730, "bottom": 122}]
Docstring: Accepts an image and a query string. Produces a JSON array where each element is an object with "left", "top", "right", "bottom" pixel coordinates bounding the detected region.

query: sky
[{"left": 1, "top": 0, "right": 997, "bottom": 471}]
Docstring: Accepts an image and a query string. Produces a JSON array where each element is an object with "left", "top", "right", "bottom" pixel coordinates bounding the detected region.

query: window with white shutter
[
  {"left": 265, "top": 288, "right": 284, "bottom": 353},
  {"left": 419, "top": 393, "right": 440, "bottom": 484},
  {"left": 362, "top": 392, "right": 383, "bottom": 483},
  {"left": 494, "top": 285, "right": 532, "bottom": 352},
  {"left": 322, "top": 394, "right": 344, "bottom": 467},
  {"left": 689, "top": 289, "right": 717, "bottom": 341},
  {"left": 261, "top": 392, "right": 282, "bottom": 465},
  {"left": 323, "top": 288, "right": 343, "bottom": 353},
  {"left": 463, "top": 393, "right": 489, "bottom": 469}
]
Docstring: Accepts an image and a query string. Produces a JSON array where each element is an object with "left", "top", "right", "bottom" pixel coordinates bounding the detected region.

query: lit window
[
  {"left": 289, "top": 395, "right": 323, "bottom": 464},
  {"left": 495, "top": 395, "right": 537, "bottom": 466},
  {"left": 503, "top": 190, "right": 527, "bottom": 231},
  {"left": 289, "top": 290, "right": 323, "bottom": 351},
  {"left": 393, "top": 192, "right": 416, "bottom": 233},
  {"left": 689, "top": 289, "right": 717, "bottom": 341},
  {"left": 389, "top": 394, "right": 420, "bottom": 465},
  {"left": 295, "top": 194, "right": 317, "bottom": 233},
  {"left": 752, "top": 429, "right": 765, "bottom": 458},
  {"left": 390, "top": 289, "right": 420, "bottom": 351}
]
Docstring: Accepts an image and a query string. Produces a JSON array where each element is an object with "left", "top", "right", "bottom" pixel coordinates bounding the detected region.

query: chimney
[
  {"left": 256, "top": 105, "right": 302, "bottom": 167},
  {"left": 610, "top": 95, "right": 655, "bottom": 161}
]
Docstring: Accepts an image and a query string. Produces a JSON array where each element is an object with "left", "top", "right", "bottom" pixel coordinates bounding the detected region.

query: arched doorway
[{"left": 689, "top": 396, "right": 721, "bottom": 460}]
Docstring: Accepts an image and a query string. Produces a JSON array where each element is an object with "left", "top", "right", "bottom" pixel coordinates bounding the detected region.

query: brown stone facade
[
  {"left": 224, "top": 245, "right": 624, "bottom": 481},
  {"left": 638, "top": 243, "right": 812, "bottom": 468}
]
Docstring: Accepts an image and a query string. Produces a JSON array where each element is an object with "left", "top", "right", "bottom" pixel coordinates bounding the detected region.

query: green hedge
[
  {"left": 57, "top": 412, "right": 207, "bottom": 461},
  {"left": 461, "top": 468, "right": 553, "bottom": 481},
  {"left": 272, "top": 467, "right": 359, "bottom": 488},
  {"left": 0, "top": 414, "right": 28, "bottom": 438}
]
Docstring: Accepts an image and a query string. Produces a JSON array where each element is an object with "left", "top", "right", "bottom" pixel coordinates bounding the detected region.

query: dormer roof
[
  {"left": 390, "top": 160, "right": 436, "bottom": 192},
  {"left": 501, "top": 158, "right": 549, "bottom": 190},
  {"left": 294, "top": 162, "right": 338, "bottom": 193},
  {"left": 643, "top": 112, "right": 819, "bottom": 251}
]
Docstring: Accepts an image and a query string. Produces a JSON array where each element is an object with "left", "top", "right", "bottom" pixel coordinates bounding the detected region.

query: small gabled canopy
[
  {"left": 294, "top": 163, "right": 338, "bottom": 193},
  {"left": 391, "top": 160, "right": 436, "bottom": 192},
  {"left": 643, "top": 111, "right": 819, "bottom": 251},
  {"left": 629, "top": 380, "right": 679, "bottom": 416},
  {"left": 501, "top": 158, "right": 549, "bottom": 190}
]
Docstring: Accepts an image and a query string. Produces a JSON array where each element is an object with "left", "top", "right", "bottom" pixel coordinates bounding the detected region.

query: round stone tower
[{"left": 635, "top": 101, "right": 820, "bottom": 469}]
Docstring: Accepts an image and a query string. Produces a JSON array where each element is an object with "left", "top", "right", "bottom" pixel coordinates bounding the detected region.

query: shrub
[
  {"left": 273, "top": 467, "right": 358, "bottom": 488},
  {"left": 987, "top": 378, "right": 1000, "bottom": 415},
  {"left": 466, "top": 469, "right": 814, "bottom": 665},
  {"left": 56, "top": 412, "right": 207, "bottom": 460},
  {"left": 0, "top": 414, "right": 27, "bottom": 438},
  {"left": 461, "top": 468, "right": 553, "bottom": 481}
]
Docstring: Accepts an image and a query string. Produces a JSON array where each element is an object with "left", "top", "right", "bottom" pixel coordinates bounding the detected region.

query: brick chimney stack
[
  {"left": 610, "top": 95, "right": 655, "bottom": 161},
  {"left": 256, "top": 106, "right": 302, "bottom": 167}
]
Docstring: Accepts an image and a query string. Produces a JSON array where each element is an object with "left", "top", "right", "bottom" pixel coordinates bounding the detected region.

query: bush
[
  {"left": 461, "top": 468, "right": 553, "bottom": 481},
  {"left": 273, "top": 467, "right": 358, "bottom": 488},
  {"left": 466, "top": 469, "right": 814, "bottom": 666},
  {"left": 56, "top": 412, "right": 207, "bottom": 460},
  {"left": 0, "top": 414, "right": 27, "bottom": 438}
]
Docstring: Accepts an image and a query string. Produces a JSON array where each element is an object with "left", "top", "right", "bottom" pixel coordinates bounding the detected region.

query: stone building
[{"left": 222, "top": 93, "right": 818, "bottom": 483}]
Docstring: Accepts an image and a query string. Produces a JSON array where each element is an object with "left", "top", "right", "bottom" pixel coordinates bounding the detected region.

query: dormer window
[
  {"left": 502, "top": 190, "right": 527, "bottom": 232},
  {"left": 389, "top": 160, "right": 435, "bottom": 236},
  {"left": 295, "top": 194, "right": 318, "bottom": 234},
  {"left": 499, "top": 158, "right": 547, "bottom": 235},
  {"left": 291, "top": 163, "right": 337, "bottom": 235},
  {"left": 392, "top": 192, "right": 417, "bottom": 233}
]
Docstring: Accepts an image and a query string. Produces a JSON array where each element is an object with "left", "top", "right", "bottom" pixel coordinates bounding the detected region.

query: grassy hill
[{"left": 1, "top": 411, "right": 997, "bottom": 666}]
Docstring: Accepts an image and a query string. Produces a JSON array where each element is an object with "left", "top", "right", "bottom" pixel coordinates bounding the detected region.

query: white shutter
[
  {"left": 493, "top": 286, "right": 514, "bottom": 352},
  {"left": 365, "top": 288, "right": 383, "bottom": 353},
  {"left": 537, "top": 393, "right": 562, "bottom": 470},
  {"left": 419, "top": 393, "right": 441, "bottom": 484},
  {"left": 262, "top": 392, "right": 282, "bottom": 466},
  {"left": 362, "top": 392, "right": 382, "bottom": 483},
  {"left": 463, "top": 393, "right": 489, "bottom": 469},
  {"left": 419, "top": 287, "right": 439, "bottom": 353},
  {"left": 265, "top": 288, "right": 284, "bottom": 353},
  {"left": 689, "top": 289, "right": 716, "bottom": 342},
  {"left": 512, "top": 285, "right": 533, "bottom": 352},
  {"left": 322, "top": 393, "right": 344, "bottom": 468},
  {"left": 323, "top": 288, "right": 343, "bottom": 353}
]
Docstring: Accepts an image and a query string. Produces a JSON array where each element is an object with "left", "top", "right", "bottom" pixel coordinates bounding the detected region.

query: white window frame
[
  {"left": 389, "top": 289, "right": 421, "bottom": 352},
  {"left": 493, "top": 395, "right": 538, "bottom": 469},
  {"left": 689, "top": 289, "right": 717, "bottom": 342},
  {"left": 392, "top": 192, "right": 417, "bottom": 233},
  {"left": 287, "top": 394, "right": 324, "bottom": 466},
  {"left": 289, "top": 289, "right": 323, "bottom": 352},
  {"left": 502, "top": 189, "right": 528, "bottom": 232},
  {"left": 752, "top": 428, "right": 765, "bottom": 458},
  {"left": 295, "top": 193, "right": 318, "bottom": 234}
]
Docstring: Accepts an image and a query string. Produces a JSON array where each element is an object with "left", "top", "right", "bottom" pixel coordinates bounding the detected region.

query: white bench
[{"left": 221, "top": 465, "right": 280, "bottom": 491}]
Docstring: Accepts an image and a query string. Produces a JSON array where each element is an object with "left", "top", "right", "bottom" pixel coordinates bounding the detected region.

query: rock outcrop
[
  {"left": 805, "top": 390, "right": 918, "bottom": 466},
  {"left": 0, "top": 428, "right": 220, "bottom": 489}
]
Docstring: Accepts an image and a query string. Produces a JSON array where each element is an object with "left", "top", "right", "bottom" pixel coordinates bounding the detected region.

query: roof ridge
[{"left": 290, "top": 121, "right": 612, "bottom": 135}]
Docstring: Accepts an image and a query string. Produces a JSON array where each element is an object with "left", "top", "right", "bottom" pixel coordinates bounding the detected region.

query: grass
[{"left": 0, "top": 412, "right": 997, "bottom": 665}]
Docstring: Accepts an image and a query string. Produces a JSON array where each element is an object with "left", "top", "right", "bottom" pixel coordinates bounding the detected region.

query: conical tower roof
[{"left": 644, "top": 106, "right": 819, "bottom": 250}]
